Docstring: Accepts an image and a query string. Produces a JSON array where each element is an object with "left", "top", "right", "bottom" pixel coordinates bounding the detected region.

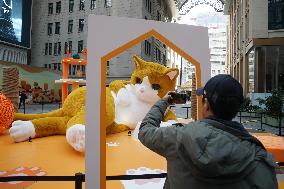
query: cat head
[{"left": 130, "top": 55, "right": 179, "bottom": 103}]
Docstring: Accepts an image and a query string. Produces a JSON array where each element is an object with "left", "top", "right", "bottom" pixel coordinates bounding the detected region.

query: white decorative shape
[
  {"left": 121, "top": 167, "right": 166, "bottom": 189},
  {"left": 15, "top": 167, "right": 25, "bottom": 172},
  {"left": 30, "top": 167, "right": 39, "bottom": 171},
  {"left": 66, "top": 124, "right": 85, "bottom": 152},
  {"left": 0, "top": 171, "right": 7, "bottom": 175},
  {"left": 36, "top": 171, "right": 46, "bottom": 176},
  {"left": 106, "top": 142, "right": 120, "bottom": 147},
  {"left": 9, "top": 121, "right": 36, "bottom": 142}
]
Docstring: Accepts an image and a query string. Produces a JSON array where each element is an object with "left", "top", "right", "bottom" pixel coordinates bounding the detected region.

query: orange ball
[{"left": 0, "top": 93, "right": 14, "bottom": 133}]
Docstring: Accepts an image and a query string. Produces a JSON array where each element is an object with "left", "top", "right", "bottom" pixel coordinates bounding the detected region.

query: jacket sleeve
[{"left": 138, "top": 99, "right": 179, "bottom": 157}]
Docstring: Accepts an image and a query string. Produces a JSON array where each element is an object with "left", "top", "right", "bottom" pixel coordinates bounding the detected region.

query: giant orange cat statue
[{"left": 9, "top": 56, "right": 179, "bottom": 152}]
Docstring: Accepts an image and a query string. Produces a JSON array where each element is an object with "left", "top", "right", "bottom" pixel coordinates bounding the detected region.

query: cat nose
[{"left": 140, "top": 88, "right": 144, "bottom": 93}]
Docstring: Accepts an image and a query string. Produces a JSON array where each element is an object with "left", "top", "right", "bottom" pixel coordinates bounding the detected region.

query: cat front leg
[
  {"left": 115, "top": 88, "right": 131, "bottom": 106},
  {"left": 9, "top": 116, "right": 69, "bottom": 142},
  {"left": 66, "top": 108, "right": 85, "bottom": 152}
]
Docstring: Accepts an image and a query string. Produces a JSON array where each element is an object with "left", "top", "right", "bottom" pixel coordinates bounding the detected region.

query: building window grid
[
  {"left": 105, "top": 0, "right": 112, "bottom": 8},
  {"left": 55, "top": 22, "right": 60, "bottom": 34},
  {"left": 69, "top": 0, "right": 74, "bottom": 12},
  {"left": 56, "top": 1, "right": 61, "bottom": 13},
  {"left": 79, "top": 0, "right": 85, "bottom": 10},
  {"left": 69, "top": 41, "right": 73, "bottom": 53},
  {"left": 78, "top": 19, "right": 84, "bottom": 32},
  {"left": 90, "top": 0, "right": 96, "bottom": 9},
  {"left": 145, "top": 40, "right": 151, "bottom": 56},
  {"left": 58, "top": 42, "right": 61, "bottom": 55},
  {"left": 48, "top": 3, "right": 53, "bottom": 15},
  {"left": 45, "top": 43, "right": 48, "bottom": 55},
  {"left": 48, "top": 23, "right": 53, "bottom": 35},
  {"left": 54, "top": 43, "right": 58, "bottom": 55},
  {"left": 78, "top": 40, "right": 84, "bottom": 53},
  {"left": 49, "top": 43, "right": 52, "bottom": 55},
  {"left": 64, "top": 42, "right": 68, "bottom": 54},
  {"left": 147, "top": 0, "right": 152, "bottom": 13},
  {"left": 268, "top": 0, "right": 284, "bottom": 30},
  {"left": 68, "top": 20, "right": 73, "bottom": 33}
]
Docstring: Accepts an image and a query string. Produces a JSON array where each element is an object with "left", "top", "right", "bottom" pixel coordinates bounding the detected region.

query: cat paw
[
  {"left": 121, "top": 167, "right": 166, "bottom": 189},
  {"left": 116, "top": 88, "right": 130, "bottom": 106},
  {"left": 66, "top": 124, "right": 85, "bottom": 152},
  {"left": 9, "top": 121, "right": 36, "bottom": 142}
]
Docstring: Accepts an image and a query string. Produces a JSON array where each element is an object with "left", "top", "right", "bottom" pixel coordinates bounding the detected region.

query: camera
[{"left": 168, "top": 92, "right": 188, "bottom": 104}]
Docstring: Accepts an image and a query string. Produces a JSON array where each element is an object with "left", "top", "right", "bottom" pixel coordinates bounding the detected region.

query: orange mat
[
  {"left": 252, "top": 133, "right": 284, "bottom": 163},
  {"left": 1, "top": 128, "right": 284, "bottom": 189},
  {"left": 0, "top": 131, "right": 85, "bottom": 189}
]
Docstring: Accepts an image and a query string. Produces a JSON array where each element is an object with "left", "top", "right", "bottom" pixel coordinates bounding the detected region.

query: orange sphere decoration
[{"left": 0, "top": 93, "right": 14, "bottom": 134}]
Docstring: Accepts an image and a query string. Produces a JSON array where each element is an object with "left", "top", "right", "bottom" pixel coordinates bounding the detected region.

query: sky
[{"left": 178, "top": 4, "right": 227, "bottom": 26}]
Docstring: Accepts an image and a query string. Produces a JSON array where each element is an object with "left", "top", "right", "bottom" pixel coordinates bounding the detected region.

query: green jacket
[{"left": 138, "top": 100, "right": 279, "bottom": 189}]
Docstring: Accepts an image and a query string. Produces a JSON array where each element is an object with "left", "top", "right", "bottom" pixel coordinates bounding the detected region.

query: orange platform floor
[{"left": 0, "top": 124, "right": 284, "bottom": 189}]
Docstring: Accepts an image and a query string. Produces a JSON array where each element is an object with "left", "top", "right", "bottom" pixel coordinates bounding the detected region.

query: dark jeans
[{"left": 19, "top": 100, "right": 25, "bottom": 109}]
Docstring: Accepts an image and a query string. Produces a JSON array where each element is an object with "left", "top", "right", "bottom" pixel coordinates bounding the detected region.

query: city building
[
  {"left": 190, "top": 13, "right": 227, "bottom": 77},
  {"left": 31, "top": 0, "right": 178, "bottom": 83},
  {"left": 0, "top": 0, "right": 32, "bottom": 65},
  {"left": 224, "top": 0, "right": 284, "bottom": 94}
]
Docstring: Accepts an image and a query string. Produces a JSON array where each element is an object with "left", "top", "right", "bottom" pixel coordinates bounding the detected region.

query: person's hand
[{"left": 162, "top": 92, "right": 174, "bottom": 104}]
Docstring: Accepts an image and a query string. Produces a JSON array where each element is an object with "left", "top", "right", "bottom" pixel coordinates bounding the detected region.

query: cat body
[{"left": 9, "top": 56, "right": 179, "bottom": 152}]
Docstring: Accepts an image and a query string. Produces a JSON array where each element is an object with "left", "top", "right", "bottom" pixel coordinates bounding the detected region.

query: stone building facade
[
  {"left": 31, "top": 0, "right": 177, "bottom": 83},
  {"left": 224, "top": 0, "right": 284, "bottom": 94}
]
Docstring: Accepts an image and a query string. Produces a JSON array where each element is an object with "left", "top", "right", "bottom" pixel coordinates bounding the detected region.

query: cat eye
[
  {"left": 136, "top": 77, "right": 142, "bottom": 84},
  {"left": 152, "top": 84, "right": 161, "bottom": 90}
]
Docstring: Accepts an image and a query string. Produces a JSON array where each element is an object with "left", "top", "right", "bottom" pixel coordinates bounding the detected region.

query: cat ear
[
  {"left": 132, "top": 55, "right": 143, "bottom": 70},
  {"left": 164, "top": 68, "right": 179, "bottom": 80}
]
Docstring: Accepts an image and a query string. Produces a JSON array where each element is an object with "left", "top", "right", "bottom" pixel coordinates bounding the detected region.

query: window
[
  {"left": 49, "top": 64, "right": 52, "bottom": 69},
  {"left": 78, "top": 40, "right": 83, "bottom": 53},
  {"left": 64, "top": 42, "right": 68, "bottom": 54},
  {"left": 69, "top": 41, "right": 73, "bottom": 53},
  {"left": 45, "top": 43, "right": 48, "bottom": 55},
  {"left": 79, "top": 0, "right": 85, "bottom": 10},
  {"left": 218, "top": 70, "right": 220, "bottom": 74},
  {"left": 48, "top": 3, "right": 53, "bottom": 15},
  {"left": 69, "top": 64, "right": 72, "bottom": 74},
  {"left": 155, "top": 48, "right": 161, "bottom": 62},
  {"left": 53, "top": 63, "right": 57, "bottom": 70},
  {"left": 90, "top": 0, "right": 96, "bottom": 9},
  {"left": 44, "top": 64, "right": 48, "bottom": 68},
  {"left": 55, "top": 22, "right": 60, "bottom": 34},
  {"left": 54, "top": 43, "right": 58, "bottom": 55},
  {"left": 56, "top": 1, "right": 61, "bottom": 13},
  {"left": 68, "top": 20, "right": 73, "bottom": 33},
  {"left": 146, "top": 0, "right": 152, "bottom": 13},
  {"left": 58, "top": 42, "right": 61, "bottom": 55},
  {"left": 49, "top": 43, "right": 52, "bottom": 55},
  {"left": 48, "top": 23, "right": 53, "bottom": 35},
  {"left": 58, "top": 63, "right": 61, "bottom": 71},
  {"left": 144, "top": 40, "right": 151, "bottom": 56},
  {"left": 268, "top": 0, "right": 284, "bottom": 30},
  {"left": 105, "top": 0, "right": 112, "bottom": 7},
  {"left": 69, "top": 0, "right": 74, "bottom": 12},
  {"left": 78, "top": 19, "right": 84, "bottom": 32},
  {"left": 106, "top": 61, "right": 110, "bottom": 75},
  {"left": 157, "top": 11, "right": 161, "bottom": 21}
]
